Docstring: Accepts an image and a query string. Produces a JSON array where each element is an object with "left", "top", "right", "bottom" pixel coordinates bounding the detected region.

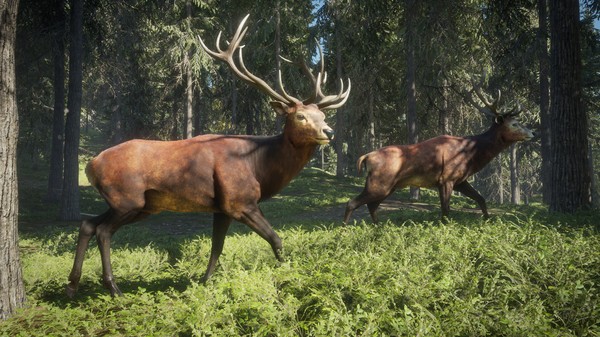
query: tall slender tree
[
  {"left": 549, "top": 0, "right": 591, "bottom": 212},
  {"left": 60, "top": 0, "right": 84, "bottom": 220},
  {"left": 47, "top": 0, "right": 66, "bottom": 201},
  {"left": 405, "top": 0, "right": 419, "bottom": 200},
  {"left": 538, "top": 0, "right": 552, "bottom": 204},
  {"left": 184, "top": 0, "right": 194, "bottom": 139},
  {"left": 0, "top": 0, "right": 26, "bottom": 320}
]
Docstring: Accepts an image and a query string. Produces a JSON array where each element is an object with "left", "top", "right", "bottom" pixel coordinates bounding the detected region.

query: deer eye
[{"left": 296, "top": 114, "right": 306, "bottom": 121}]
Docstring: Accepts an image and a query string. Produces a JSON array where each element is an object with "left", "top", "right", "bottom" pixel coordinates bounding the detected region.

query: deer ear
[{"left": 270, "top": 101, "right": 295, "bottom": 116}]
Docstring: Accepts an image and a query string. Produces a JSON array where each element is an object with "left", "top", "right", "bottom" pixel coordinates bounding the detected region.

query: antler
[
  {"left": 467, "top": 73, "right": 502, "bottom": 118},
  {"left": 198, "top": 14, "right": 300, "bottom": 105},
  {"left": 280, "top": 39, "right": 351, "bottom": 110},
  {"left": 462, "top": 73, "right": 525, "bottom": 123}
]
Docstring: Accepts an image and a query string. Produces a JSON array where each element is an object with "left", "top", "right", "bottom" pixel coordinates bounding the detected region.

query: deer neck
[
  {"left": 255, "top": 132, "right": 318, "bottom": 200},
  {"left": 468, "top": 124, "right": 513, "bottom": 172}
]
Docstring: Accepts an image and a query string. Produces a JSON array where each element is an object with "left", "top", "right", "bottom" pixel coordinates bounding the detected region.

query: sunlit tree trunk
[
  {"left": 60, "top": 0, "right": 84, "bottom": 221},
  {"left": 549, "top": 0, "right": 591, "bottom": 212},
  {"left": 47, "top": 0, "right": 66, "bottom": 201},
  {"left": 0, "top": 0, "right": 26, "bottom": 320},
  {"left": 367, "top": 86, "right": 376, "bottom": 151},
  {"left": 538, "top": 0, "right": 552, "bottom": 204},
  {"left": 334, "top": 16, "right": 347, "bottom": 176}
]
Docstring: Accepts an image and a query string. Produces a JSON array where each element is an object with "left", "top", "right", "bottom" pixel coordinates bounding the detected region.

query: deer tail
[
  {"left": 357, "top": 154, "right": 369, "bottom": 175},
  {"left": 85, "top": 161, "right": 98, "bottom": 188}
]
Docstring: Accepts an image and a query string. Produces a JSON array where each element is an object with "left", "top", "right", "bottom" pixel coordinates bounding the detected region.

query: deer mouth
[{"left": 315, "top": 138, "right": 331, "bottom": 145}]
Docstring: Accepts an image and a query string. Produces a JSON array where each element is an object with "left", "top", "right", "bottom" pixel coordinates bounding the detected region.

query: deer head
[{"left": 465, "top": 75, "right": 534, "bottom": 142}]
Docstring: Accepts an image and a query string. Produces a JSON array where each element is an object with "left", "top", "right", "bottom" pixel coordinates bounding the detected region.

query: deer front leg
[
  {"left": 237, "top": 206, "right": 283, "bottom": 262},
  {"left": 454, "top": 181, "right": 489, "bottom": 218},
  {"left": 201, "top": 212, "right": 232, "bottom": 283}
]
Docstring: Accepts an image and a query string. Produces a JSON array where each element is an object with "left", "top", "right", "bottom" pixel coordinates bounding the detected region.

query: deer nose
[{"left": 324, "top": 129, "right": 335, "bottom": 141}]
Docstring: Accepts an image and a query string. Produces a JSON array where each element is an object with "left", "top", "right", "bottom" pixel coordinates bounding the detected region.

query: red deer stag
[
  {"left": 343, "top": 82, "right": 533, "bottom": 223},
  {"left": 66, "top": 15, "right": 350, "bottom": 297}
]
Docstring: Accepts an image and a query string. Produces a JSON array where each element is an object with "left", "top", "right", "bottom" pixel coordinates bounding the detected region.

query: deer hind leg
[
  {"left": 438, "top": 182, "right": 454, "bottom": 221},
  {"left": 344, "top": 182, "right": 395, "bottom": 224},
  {"left": 236, "top": 206, "right": 283, "bottom": 262},
  {"left": 454, "top": 181, "right": 489, "bottom": 218},
  {"left": 201, "top": 212, "right": 232, "bottom": 283},
  {"left": 95, "top": 210, "right": 148, "bottom": 297},
  {"left": 66, "top": 210, "right": 112, "bottom": 298}
]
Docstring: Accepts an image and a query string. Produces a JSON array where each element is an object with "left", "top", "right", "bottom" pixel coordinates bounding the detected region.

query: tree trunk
[
  {"left": 498, "top": 153, "right": 504, "bottom": 204},
  {"left": 538, "top": 0, "right": 552, "bottom": 204},
  {"left": 184, "top": 0, "right": 193, "bottom": 139},
  {"left": 439, "top": 78, "right": 449, "bottom": 135},
  {"left": 47, "top": 0, "right": 66, "bottom": 201},
  {"left": 548, "top": 0, "right": 591, "bottom": 212},
  {"left": 0, "top": 0, "right": 26, "bottom": 320},
  {"left": 334, "top": 16, "right": 347, "bottom": 177},
  {"left": 60, "top": 0, "right": 84, "bottom": 221},
  {"left": 367, "top": 85, "right": 376, "bottom": 151},
  {"left": 405, "top": 0, "right": 419, "bottom": 200},
  {"left": 510, "top": 144, "right": 521, "bottom": 204},
  {"left": 273, "top": 0, "right": 284, "bottom": 133}
]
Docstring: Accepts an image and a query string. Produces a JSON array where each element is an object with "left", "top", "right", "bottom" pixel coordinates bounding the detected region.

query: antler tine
[
  {"left": 237, "top": 47, "right": 299, "bottom": 104},
  {"left": 199, "top": 14, "right": 299, "bottom": 105},
  {"left": 277, "top": 69, "right": 301, "bottom": 104},
  {"left": 317, "top": 78, "right": 352, "bottom": 110},
  {"left": 307, "top": 41, "right": 351, "bottom": 110},
  {"left": 279, "top": 54, "right": 320, "bottom": 103},
  {"left": 468, "top": 73, "right": 502, "bottom": 118}
]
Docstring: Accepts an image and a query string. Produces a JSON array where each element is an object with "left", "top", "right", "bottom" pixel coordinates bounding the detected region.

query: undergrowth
[{"left": 3, "top": 167, "right": 600, "bottom": 336}]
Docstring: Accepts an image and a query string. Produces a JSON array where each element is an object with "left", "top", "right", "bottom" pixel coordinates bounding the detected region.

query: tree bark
[
  {"left": 548, "top": 0, "right": 591, "bottom": 212},
  {"left": 538, "top": 0, "right": 552, "bottom": 204},
  {"left": 439, "top": 78, "right": 449, "bottom": 135},
  {"left": 510, "top": 144, "right": 521, "bottom": 204},
  {"left": 184, "top": 0, "right": 193, "bottom": 139},
  {"left": 405, "top": 0, "right": 419, "bottom": 200},
  {"left": 60, "top": 0, "right": 84, "bottom": 220},
  {"left": 0, "top": 0, "right": 26, "bottom": 320},
  {"left": 47, "top": 0, "right": 66, "bottom": 201},
  {"left": 334, "top": 15, "right": 347, "bottom": 177}
]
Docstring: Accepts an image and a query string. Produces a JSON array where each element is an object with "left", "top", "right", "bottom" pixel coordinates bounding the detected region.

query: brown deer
[
  {"left": 66, "top": 15, "right": 350, "bottom": 297},
  {"left": 343, "top": 82, "right": 534, "bottom": 223}
]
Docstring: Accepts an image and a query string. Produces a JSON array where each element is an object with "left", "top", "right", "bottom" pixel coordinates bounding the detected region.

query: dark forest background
[{"left": 14, "top": 0, "right": 600, "bottom": 216}]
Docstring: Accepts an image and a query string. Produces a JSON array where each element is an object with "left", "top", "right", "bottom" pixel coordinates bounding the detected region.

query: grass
[{"left": 2, "top": 161, "right": 600, "bottom": 336}]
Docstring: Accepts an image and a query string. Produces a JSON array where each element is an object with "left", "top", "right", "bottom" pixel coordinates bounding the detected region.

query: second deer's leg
[
  {"left": 344, "top": 187, "right": 395, "bottom": 224},
  {"left": 454, "top": 181, "right": 489, "bottom": 218},
  {"left": 201, "top": 212, "right": 232, "bottom": 283}
]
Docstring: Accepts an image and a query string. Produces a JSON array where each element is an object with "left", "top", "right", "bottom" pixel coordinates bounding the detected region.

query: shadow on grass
[{"left": 34, "top": 275, "right": 195, "bottom": 309}]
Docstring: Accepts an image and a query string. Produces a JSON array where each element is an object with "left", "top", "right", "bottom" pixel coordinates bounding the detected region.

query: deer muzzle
[{"left": 324, "top": 129, "right": 335, "bottom": 141}]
